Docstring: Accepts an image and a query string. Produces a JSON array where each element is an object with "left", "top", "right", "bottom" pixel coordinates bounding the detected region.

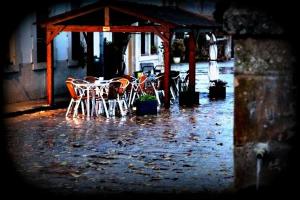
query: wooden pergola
[{"left": 41, "top": 1, "right": 219, "bottom": 108}]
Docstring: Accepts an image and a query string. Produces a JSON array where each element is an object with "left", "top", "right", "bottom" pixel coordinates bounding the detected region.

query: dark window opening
[
  {"left": 150, "top": 33, "right": 157, "bottom": 55},
  {"left": 72, "top": 32, "right": 81, "bottom": 60},
  {"left": 141, "top": 33, "right": 145, "bottom": 55},
  {"left": 36, "top": 8, "right": 48, "bottom": 63},
  {"left": 2, "top": 40, "right": 10, "bottom": 66}
]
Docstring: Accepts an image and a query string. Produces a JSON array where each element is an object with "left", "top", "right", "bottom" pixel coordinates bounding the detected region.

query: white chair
[{"left": 65, "top": 79, "right": 86, "bottom": 118}]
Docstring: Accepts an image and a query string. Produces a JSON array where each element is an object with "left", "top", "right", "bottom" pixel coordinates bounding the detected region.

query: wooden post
[
  {"left": 163, "top": 32, "right": 171, "bottom": 109},
  {"left": 104, "top": 7, "right": 110, "bottom": 26},
  {"left": 86, "top": 32, "right": 94, "bottom": 76},
  {"left": 188, "top": 31, "right": 196, "bottom": 92},
  {"left": 46, "top": 30, "right": 54, "bottom": 106}
]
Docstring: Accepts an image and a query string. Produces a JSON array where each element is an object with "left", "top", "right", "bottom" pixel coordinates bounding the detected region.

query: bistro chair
[
  {"left": 84, "top": 76, "right": 99, "bottom": 83},
  {"left": 130, "top": 74, "right": 148, "bottom": 106},
  {"left": 65, "top": 79, "right": 87, "bottom": 118},
  {"left": 98, "top": 80, "right": 127, "bottom": 117}
]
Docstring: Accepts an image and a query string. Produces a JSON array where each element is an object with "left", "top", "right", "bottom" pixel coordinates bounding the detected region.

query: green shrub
[{"left": 138, "top": 94, "right": 156, "bottom": 101}]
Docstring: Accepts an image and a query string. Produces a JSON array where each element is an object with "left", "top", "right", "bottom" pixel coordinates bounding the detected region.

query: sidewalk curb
[{"left": 3, "top": 101, "right": 69, "bottom": 118}]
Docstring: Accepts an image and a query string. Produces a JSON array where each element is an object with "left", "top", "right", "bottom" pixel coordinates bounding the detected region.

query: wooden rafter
[
  {"left": 47, "top": 24, "right": 166, "bottom": 33},
  {"left": 109, "top": 5, "right": 176, "bottom": 29},
  {"left": 104, "top": 6, "right": 110, "bottom": 26},
  {"left": 43, "top": 2, "right": 216, "bottom": 109},
  {"left": 42, "top": 3, "right": 103, "bottom": 26},
  {"left": 46, "top": 25, "right": 65, "bottom": 44}
]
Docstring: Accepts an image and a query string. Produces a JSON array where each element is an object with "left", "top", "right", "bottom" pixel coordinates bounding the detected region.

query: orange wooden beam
[
  {"left": 47, "top": 24, "right": 166, "bottom": 33},
  {"left": 110, "top": 5, "right": 176, "bottom": 28},
  {"left": 104, "top": 7, "right": 110, "bottom": 26},
  {"left": 42, "top": 3, "right": 102, "bottom": 26},
  {"left": 46, "top": 30, "right": 54, "bottom": 106},
  {"left": 188, "top": 32, "right": 196, "bottom": 92},
  {"left": 46, "top": 26, "right": 64, "bottom": 44},
  {"left": 162, "top": 31, "right": 171, "bottom": 109}
]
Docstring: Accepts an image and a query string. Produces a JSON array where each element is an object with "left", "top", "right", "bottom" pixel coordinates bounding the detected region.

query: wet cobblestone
[{"left": 4, "top": 68, "right": 234, "bottom": 195}]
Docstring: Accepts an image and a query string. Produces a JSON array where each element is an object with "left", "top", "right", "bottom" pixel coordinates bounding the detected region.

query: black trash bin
[
  {"left": 178, "top": 79, "right": 199, "bottom": 106},
  {"left": 208, "top": 80, "right": 227, "bottom": 99}
]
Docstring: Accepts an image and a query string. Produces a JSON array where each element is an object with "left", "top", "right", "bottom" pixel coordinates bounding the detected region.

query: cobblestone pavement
[{"left": 4, "top": 65, "right": 234, "bottom": 196}]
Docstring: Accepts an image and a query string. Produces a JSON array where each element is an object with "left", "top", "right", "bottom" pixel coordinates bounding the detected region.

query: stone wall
[{"left": 221, "top": 0, "right": 298, "bottom": 194}]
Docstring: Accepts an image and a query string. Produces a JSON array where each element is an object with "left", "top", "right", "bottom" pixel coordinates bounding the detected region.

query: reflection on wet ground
[{"left": 4, "top": 61, "right": 234, "bottom": 195}]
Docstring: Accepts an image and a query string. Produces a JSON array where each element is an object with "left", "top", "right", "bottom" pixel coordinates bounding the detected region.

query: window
[
  {"left": 36, "top": 27, "right": 46, "bottom": 63},
  {"left": 36, "top": 8, "right": 49, "bottom": 63},
  {"left": 141, "top": 32, "right": 146, "bottom": 55},
  {"left": 150, "top": 33, "right": 157, "bottom": 55},
  {"left": 141, "top": 32, "right": 157, "bottom": 56},
  {"left": 71, "top": 32, "right": 81, "bottom": 60}
]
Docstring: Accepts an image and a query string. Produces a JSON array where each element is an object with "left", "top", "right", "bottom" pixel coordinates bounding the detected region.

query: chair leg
[
  {"left": 170, "top": 87, "right": 176, "bottom": 100},
  {"left": 131, "top": 92, "right": 137, "bottom": 105},
  {"left": 117, "top": 97, "right": 125, "bottom": 116},
  {"left": 102, "top": 99, "right": 109, "bottom": 118},
  {"left": 154, "top": 89, "right": 161, "bottom": 105},
  {"left": 97, "top": 101, "right": 102, "bottom": 115},
  {"left": 91, "top": 97, "right": 95, "bottom": 117},
  {"left": 73, "top": 100, "right": 80, "bottom": 118},
  {"left": 81, "top": 101, "right": 85, "bottom": 116},
  {"left": 66, "top": 99, "right": 73, "bottom": 117},
  {"left": 94, "top": 101, "right": 99, "bottom": 117},
  {"left": 128, "top": 87, "right": 134, "bottom": 107},
  {"left": 108, "top": 100, "right": 116, "bottom": 117}
]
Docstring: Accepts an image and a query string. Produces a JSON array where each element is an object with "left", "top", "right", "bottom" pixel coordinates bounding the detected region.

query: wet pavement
[{"left": 4, "top": 61, "right": 234, "bottom": 195}]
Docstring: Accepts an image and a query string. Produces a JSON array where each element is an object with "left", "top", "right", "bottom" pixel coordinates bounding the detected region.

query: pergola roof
[
  {"left": 43, "top": 1, "right": 218, "bottom": 109},
  {"left": 41, "top": 1, "right": 220, "bottom": 30}
]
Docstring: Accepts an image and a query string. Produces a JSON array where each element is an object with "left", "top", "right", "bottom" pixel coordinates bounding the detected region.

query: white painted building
[
  {"left": 124, "top": 31, "right": 164, "bottom": 75},
  {"left": 3, "top": 0, "right": 221, "bottom": 105},
  {"left": 3, "top": 1, "right": 88, "bottom": 104}
]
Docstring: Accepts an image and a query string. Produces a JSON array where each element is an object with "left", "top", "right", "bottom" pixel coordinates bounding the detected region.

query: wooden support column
[
  {"left": 46, "top": 29, "right": 54, "bottom": 106},
  {"left": 104, "top": 7, "right": 110, "bottom": 26},
  {"left": 188, "top": 31, "right": 196, "bottom": 92},
  {"left": 163, "top": 31, "right": 171, "bottom": 109},
  {"left": 86, "top": 32, "right": 94, "bottom": 76}
]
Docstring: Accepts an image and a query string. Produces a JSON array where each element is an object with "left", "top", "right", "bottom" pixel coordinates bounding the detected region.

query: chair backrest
[
  {"left": 121, "top": 74, "right": 134, "bottom": 82},
  {"left": 84, "top": 76, "right": 98, "bottom": 83},
  {"left": 170, "top": 70, "right": 180, "bottom": 78},
  {"left": 140, "top": 62, "right": 154, "bottom": 75},
  {"left": 155, "top": 74, "right": 164, "bottom": 90},
  {"left": 65, "top": 80, "right": 80, "bottom": 100},
  {"left": 108, "top": 81, "right": 122, "bottom": 99},
  {"left": 117, "top": 78, "right": 129, "bottom": 93},
  {"left": 66, "top": 76, "right": 75, "bottom": 81},
  {"left": 110, "top": 77, "right": 130, "bottom": 94},
  {"left": 138, "top": 74, "right": 148, "bottom": 90}
]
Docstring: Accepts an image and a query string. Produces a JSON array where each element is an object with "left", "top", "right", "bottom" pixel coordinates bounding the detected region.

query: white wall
[
  {"left": 4, "top": 1, "right": 86, "bottom": 104},
  {"left": 125, "top": 33, "right": 163, "bottom": 74}
]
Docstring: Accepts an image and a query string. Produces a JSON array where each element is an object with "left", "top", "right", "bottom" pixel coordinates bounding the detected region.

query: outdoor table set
[{"left": 65, "top": 71, "right": 181, "bottom": 119}]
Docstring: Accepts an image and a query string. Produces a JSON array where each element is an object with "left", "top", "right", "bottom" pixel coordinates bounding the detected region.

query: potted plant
[
  {"left": 135, "top": 94, "right": 158, "bottom": 115},
  {"left": 172, "top": 39, "right": 185, "bottom": 63}
]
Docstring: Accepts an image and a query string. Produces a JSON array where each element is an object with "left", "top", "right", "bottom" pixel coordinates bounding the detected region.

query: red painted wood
[
  {"left": 42, "top": 3, "right": 102, "bottom": 26},
  {"left": 104, "top": 7, "right": 110, "bottom": 26},
  {"left": 46, "top": 26, "right": 63, "bottom": 44},
  {"left": 188, "top": 32, "right": 196, "bottom": 92},
  {"left": 46, "top": 31, "right": 54, "bottom": 106},
  {"left": 48, "top": 25, "right": 165, "bottom": 33},
  {"left": 110, "top": 6, "right": 175, "bottom": 28},
  {"left": 163, "top": 32, "right": 171, "bottom": 109}
]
